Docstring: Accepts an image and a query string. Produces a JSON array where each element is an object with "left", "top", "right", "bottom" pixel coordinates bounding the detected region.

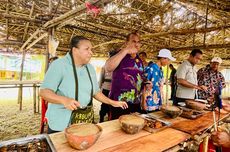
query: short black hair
[
  {"left": 126, "top": 32, "right": 139, "bottom": 41},
  {"left": 70, "top": 36, "right": 89, "bottom": 50},
  {"left": 190, "top": 49, "right": 202, "bottom": 57},
  {"left": 169, "top": 64, "right": 174, "bottom": 67},
  {"left": 139, "top": 51, "right": 147, "bottom": 57},
  {"left": 148, "top": 61, "right": 153, "bottom": 66}
]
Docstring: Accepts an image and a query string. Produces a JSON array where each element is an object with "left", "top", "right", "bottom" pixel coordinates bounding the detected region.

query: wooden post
[
  {"left": 18, "top": 50, "right": 26, "bottom": 110},
  {"left": 33, "top": 84, "right": 36, "bottom": 113},
  {"left": 37, "top": 85, "right": 40, "bottom": 113}
]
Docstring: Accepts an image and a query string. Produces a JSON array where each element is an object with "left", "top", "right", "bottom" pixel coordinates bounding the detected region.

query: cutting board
[
  {"left": 49, "top": 120, "right": 151, "bottom": 152},
  {"left": 101, "top": 128, "right": 190, "bottom": 152},
  {"left": 171, "top": 112, "right": 229, "bottom": 135}
]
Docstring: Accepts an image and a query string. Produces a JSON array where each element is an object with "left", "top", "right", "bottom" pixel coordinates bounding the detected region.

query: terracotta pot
[
  {"left": 185, "top": 100, "right": 206, "bottom": 111},
  {"left": 161, "top": 105, "right": 182, "bottom": 118},
  {"left": 119, "top": 115, "right": 145, "bottom": 134},
  {"left": 65, "top": 123, "right": 102, "bottom": 150}
]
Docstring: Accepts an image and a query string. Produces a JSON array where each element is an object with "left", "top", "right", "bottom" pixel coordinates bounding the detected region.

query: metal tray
[
  {"left": 0, "top": 134, "right": 56, "bottom": 152},
  {"left": 133, "top": 113, "right": 171, "bottom": 133}
]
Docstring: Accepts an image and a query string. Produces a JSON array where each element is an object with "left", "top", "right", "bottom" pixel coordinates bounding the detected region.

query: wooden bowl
[
  {"left": 119, "top": 115, "right": 145, "bottom": 134},
  {"left": 161, "top": 105, "right": 182, "bottom": 118},
  {"left": 65, "top": 123, "right": 102, "bottom": 150},
  {"left": 185, "top": 100, "right": 206, "bottom": 111}
]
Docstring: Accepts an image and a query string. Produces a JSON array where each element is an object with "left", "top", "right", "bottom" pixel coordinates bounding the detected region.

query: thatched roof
[{"left": 0, "top": 0, "right": 229, "bottom": 66}]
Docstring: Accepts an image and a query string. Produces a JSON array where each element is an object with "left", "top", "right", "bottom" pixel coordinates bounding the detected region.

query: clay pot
[
  {"left": 119, "top": 115, "right": 145, "bottom": 134},
  {"left": 65, "top": 123, "right": 102, "bottom": 150},
  {"left": 161, "top": 105, "right": 182, "bottom": 118},
  {"left": 185, "top": 100, "right": 206, "bottom": 111}
]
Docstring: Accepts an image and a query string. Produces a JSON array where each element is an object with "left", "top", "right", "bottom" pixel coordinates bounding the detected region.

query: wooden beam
[
  {"left": 142, "top": 25, "right": 230, "bottom": 38},
  {"left": 19, "top": 29, "right": 40, "bottom": 51},
  {"left": 22, "top": 2, "right": 35, "bottom": 41},
  {"left": 168, "top": 43, "right": 230, "bottom": 51},
  {"left": 25, "top": 33, "right": 48, "bottom": 50},
  {"left": 5, "top": 0, "right": 9, "bottom": 39},
  {"left": 43, "top": 0, "right": 112, "bottom": 29},
  {"left": 93, "top": 39, "right": 124, "bottom": 48},
  {"left": 0, "top": 13, "right": 43, "bottom": 23}
]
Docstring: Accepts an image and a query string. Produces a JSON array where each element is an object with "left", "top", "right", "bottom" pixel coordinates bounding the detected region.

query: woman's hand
[
  {"left": 111, "top": 101, "right": 128, "bottom": 109},
  {"left": 63, "top": 99, "right": 81, "bottom": 111}
]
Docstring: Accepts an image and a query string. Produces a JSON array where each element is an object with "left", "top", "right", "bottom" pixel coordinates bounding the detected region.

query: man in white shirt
[{"left": 174, "top": 49, "right": 207, "bottom": 105}]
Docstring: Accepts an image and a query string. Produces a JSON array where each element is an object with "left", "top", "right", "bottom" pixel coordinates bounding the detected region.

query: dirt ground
[{"left": 0, "top": 99, "right": 102, "bottom": 141}]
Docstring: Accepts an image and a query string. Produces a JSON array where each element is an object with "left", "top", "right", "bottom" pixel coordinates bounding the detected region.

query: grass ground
[{"left": 0, "top": 87, "right": 102, "bottom": 141}]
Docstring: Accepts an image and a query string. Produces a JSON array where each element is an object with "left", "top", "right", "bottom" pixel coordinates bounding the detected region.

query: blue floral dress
[{"left": 144, "top": 63, "right": 164, "bottom": 111}]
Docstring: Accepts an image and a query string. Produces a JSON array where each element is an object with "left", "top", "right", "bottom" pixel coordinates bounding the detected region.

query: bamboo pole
[
  {"left": 19, "top": 29, "right": 40, "bottom": 51},
  {"left": 142, "top": 25, "right": 230, "bottom": 39},
  {"left": 22, "top": 2, "right": 35, "bottom": 41},
  {"left": 25, "top": 33, "right": 48, "bottom": 50},
  {"left": 0, "top": 13, "right": 42, "bottom": 23},
  {"left": 43, "top": 0, "right": 111, "bottom": 29},
  {"left": 6, "top": 0, "right": 9, "bottom": 39},
  {"left": 169, "top": 43, "right": 230, "bottom": 51},
  {"left": 203, "top": 0, "right": 209, "bottom": 45}
]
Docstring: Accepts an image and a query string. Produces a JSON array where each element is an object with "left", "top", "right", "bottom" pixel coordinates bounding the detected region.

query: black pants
[
  {"left": 109, "top": 103, "right": 141, "bottom": 120},
  {"left": 99, "top": 89, "right": 110, "bottom": 122},
  {"left": 170, "top": 84, "right": 176, "bottom": 100}
]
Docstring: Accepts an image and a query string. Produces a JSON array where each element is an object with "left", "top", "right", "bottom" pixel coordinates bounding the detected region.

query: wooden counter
[
  {"left": 102, "top": 128, "right": 190, "bottom": 152},
  {"left": 49, "top": 111, "right": 229, "bottom": 151},
  {"left": 50, "top": 120, "right": 151, "bottom": 152},
  {"left": 171, "top": 112, "right": 230, "bottom": 135},
  {"left": 49, "top": 119, "right": 190, "bottom": 152}
]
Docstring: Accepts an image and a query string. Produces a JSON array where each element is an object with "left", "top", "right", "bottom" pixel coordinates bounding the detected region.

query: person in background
[
  {"left": 98, "top": 51, "right": 115, "bottom": 122},
  {"left": 40, "top": 36, "right": 128, "bottom": 133},
  {"left": 139, "top": 51, "right": 149, "bottom": 68},
  {"left": 143, "top": 49, "right": 176, "bottom": 112},
  {"left": 197, "top": 57, "right": 226, "bottom": 103},
  {"left": 169, "top": 64, "right": 177, "bottom": 100},
  {"left": 105, "top": 32, "right": 144, "bottom": 120},
  {"left": 174, "top": 49, "right": 207, "bottom": 105}
]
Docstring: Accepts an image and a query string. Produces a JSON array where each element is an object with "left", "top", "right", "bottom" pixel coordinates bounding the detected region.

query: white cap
[
  {"left": 211, "top": 57, "right": 222, "bottom": 64},
  {"left": 157, "top": 49, "right": 176, "bottom": 61}
]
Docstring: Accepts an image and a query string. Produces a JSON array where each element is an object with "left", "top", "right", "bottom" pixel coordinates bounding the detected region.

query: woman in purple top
[{"left": 105, "top": 32, "right": 144, "bottom": 120}]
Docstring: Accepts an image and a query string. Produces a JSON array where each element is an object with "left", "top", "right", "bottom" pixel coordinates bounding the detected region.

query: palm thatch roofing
[{"left": 0, "top": 0, "right": 229, "bottom": 66}]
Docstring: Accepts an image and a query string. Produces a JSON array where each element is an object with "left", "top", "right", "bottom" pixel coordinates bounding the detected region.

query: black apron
[{"left": 69, "top": 51, "right": 94, "bottom": 125}]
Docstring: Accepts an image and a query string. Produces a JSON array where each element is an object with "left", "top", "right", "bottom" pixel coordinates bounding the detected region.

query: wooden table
[
  {"left": 49, "top": 111, "right": 229, "bottom": 151},
  {"left": 49, "top": 119, "right": 190, "bottom": 152},
  {"left": 171, "top": 111, "right": 230, "bottom": 135}
]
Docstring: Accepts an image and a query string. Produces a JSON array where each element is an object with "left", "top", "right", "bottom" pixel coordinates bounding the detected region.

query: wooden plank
[
  {"left": 49, "top": 120, "right": 151, "bottom": 152},
  {"left": 101, "top": 128, "right": 190, "bottom": 152},
  {"left": 171, "top": 112, "right": 230, "bottom": 135}
]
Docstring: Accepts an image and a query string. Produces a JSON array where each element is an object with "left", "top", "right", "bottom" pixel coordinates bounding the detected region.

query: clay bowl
[
  {"left": 119, "top": 115, "right": 145, "bottom": 134},
  {"left": 161, "top": 105, "right": 183, "bottom": 118},
  {"left": 185, "top": 100, "right": 206, "bottom": 111},
  {"left": 65, "top": 123, "right": 102, "bottom": 150}
]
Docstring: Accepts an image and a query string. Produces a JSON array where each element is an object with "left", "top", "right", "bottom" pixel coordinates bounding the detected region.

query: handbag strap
[{"left": 70, "top": 51, "right": 93, "bottom": 106}]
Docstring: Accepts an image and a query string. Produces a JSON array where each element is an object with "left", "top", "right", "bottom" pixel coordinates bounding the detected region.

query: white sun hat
[
  {"left": 157, "top": 49, "right": 176, "bottom": 61},
  {"left": 211, "top": 57, "right": 222, "bottom": 64}
]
